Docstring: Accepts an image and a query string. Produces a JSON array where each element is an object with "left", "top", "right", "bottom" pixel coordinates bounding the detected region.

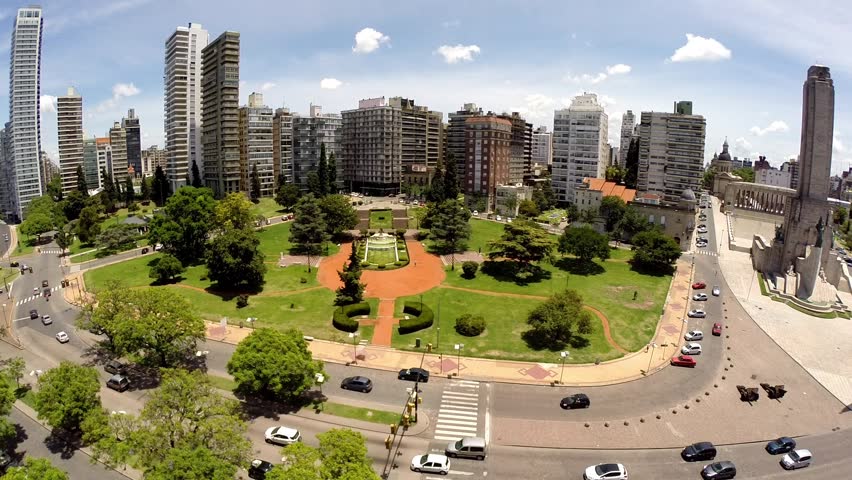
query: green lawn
[
  {"left": 252, "top": 197, "right": 287, "bottom": 219},
  {"left": 366, "top": 245, "right": 397, "bottom": 265},
  {"left": 390, "top": 288, "right": 620, "bottom": 364},
  {"left": 67, "top": 237, "right": 96, "bottom": 256},
  {"left": 369, "top": 210, "right": 393, "bottom": 230},
  {"left": 317, "top": 402, "right": 400, "bottom": 425},
  {"left": 11, "top": 236, "right": 39, "bottom": 257},
  {"left": 535, "top": 209, "right": 567, "bottom": 226},
  {"left": 256, "top": 221, "right": 339, "bottom": 259}
]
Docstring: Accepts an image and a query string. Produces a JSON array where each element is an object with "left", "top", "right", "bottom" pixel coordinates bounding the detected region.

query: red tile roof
[{"left": 583, "top": 178, "right": 636, "bottom": 203}]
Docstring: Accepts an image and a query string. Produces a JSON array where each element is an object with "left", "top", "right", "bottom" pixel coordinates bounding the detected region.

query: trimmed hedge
[
  {"left": 455, "top": 314, "right": 486, "bottom": 336},
  {"left": 332, "top": 302, "right": 370, "bottom": 332},
  {"left": 398, "top": 301, "right": 434, "bottom": 334}
]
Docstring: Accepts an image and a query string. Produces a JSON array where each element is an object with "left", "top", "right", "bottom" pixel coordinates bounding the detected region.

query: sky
[{"left": 3, "top": 0, "right": 852, "bottom": 174}]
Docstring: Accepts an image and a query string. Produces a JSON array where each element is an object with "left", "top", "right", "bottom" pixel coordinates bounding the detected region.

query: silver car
[
  {"left": 688, "top": 309, "right": 706, "bottom": 318},
  {"left": 445, "top": 437, "right": 486, "bottom": 460},
  {"left": 712, "top": 286, "right": 721, "bottom": 296}
]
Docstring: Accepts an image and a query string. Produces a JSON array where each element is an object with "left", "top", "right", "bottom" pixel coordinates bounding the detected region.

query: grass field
[
  {"left": 317, "top": 402, "right": 400, "bottom": 425},
  {"left": 252, "top": 197, "right": 287, "bottom": 218},
  {"left": 366, "top": 245, "right": 397, "bottom": 265},
  {"left": 369, "top": 210, "right": 393, "bottom": 230}
]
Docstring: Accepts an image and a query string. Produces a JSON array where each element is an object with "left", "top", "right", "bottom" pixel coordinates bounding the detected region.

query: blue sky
[{"left": 3, "top": 0, "right": 852, "bottom": 173}]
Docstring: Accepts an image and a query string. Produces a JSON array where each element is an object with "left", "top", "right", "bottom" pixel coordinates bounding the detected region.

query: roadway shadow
[
  {"left": 1, "top": 423, "right": 28, "bottom": 456},
  {"left": 841, "top": 404, "right": 852, "bottom": 414},
  {"left": 44, "top": 428, "right": 82, "bottom": 460},
  {"left": 552, "top": 257, "right": 605, "bottom": 276},
  {"left": 480, "top": 260, "right": 551, "bottom": 286},
  {"left": 521, "top": 329, "right": 590, "bottom": 351},
  {"left": 237, "top": 390, "right": 327, "bottom": 421}
]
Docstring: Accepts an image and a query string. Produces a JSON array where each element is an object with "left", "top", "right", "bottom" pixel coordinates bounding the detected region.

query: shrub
[
  {"left": 394, "top": 261, "right": 403, "bottom": 266},
  {"left": 332, "top": 302, "right": 370, "bottom": 332},
  {"left": 128, "top": 202, "right": 140, "bottom": 212},
  {"left": 398, "top": 301, "right": 434, "bottom": 334},
  {"left": 361, "top": 261, "right": 371, "bottom": 268},
  {"left": 455, "top": 314, "right": 486, "bottom": 337},
  {"left": 378, "top": 264, "right": 386, "bottom": 269},
  {"left": 461, "top": 261, "right": 478, "bottom": 278},
  {"left": 417, "top": 230, "right": 429, "bottom": 240},
  {"left": 396, "top": 229, "right": 407, "bottom": 238},
  {"left": 359, "top": 228, "right": 368, "bottom": 238},
  {"left": 299, "top": 277, "right": 307, "bottom": 284},
  {"left": 236, "top": 294, "right": 249, "bottom": 308}
]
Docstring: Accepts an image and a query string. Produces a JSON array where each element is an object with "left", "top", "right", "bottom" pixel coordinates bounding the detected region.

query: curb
[{"left": 497, "top": 431, "right": 823, "bottom": 451}]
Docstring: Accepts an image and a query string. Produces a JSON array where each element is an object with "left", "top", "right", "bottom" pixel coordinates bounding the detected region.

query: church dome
[
  {"left": 718, "top": 139, "right": 732, "bottom": 162},
  {"left": 680, "top": 188, "right": 696, "bottom": 201}
]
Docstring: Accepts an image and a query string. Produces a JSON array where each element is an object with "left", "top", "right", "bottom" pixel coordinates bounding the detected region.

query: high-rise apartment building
[
  {"left": 342, "top": 97, "right": 402, "bottom": 196},
  {"left": 781, "top": 159, "right": 800, "bottom": 190},
  {"left": 82, "top": 137, "right": 99, "bottom": 189},
  {"left": 109, "top": 122, "right": 128, "bottom": 183},
  {"left": 618, "top": 110, "right": 635, "bottom": 167},
  {"left": 391, "top": 97, "right": 443, "bottom": 188},
  {"left": 272, "top": 108, "right": 295, "bottom": 185},
  {"left": 552, "top": 93, "right": 609, "bottom": 204},
  {"left": 141, "top": 145, "right": 167, "bottom": 177},
  {"left": 238, "top": 92, "right": 274, "bottom": 197},
  {"left": 5, "top": 6, "right": 44, "bottom": 221},
  {"left": 636, "top": 103, "right": 706, "bottom": 206},
  {"left": 463, "top": 116, "right": 512, "bottom": 210},
  {"left": 39, "top": 151, "right": 59, "bottom": 189},
  {"left": 497, "top": 112, "right": 532, "bottom": 184},
  {"left": 95, "top": 137, "right": 112, "bottom": 188},
  {"left": 0, "top": 127, "right": 11, "bottom": 216},
  {"left": 164, "top": 23, "right": 209, "bottom": 191},
  {"left": 448, "top": 103, "right": 482, "bottom": 178},
  {"left": 292, "top": 104, "right": 342, "bottom": 191},
  {"left": 122, "top": 109, "right": 141, "bottom": 177},
  {"left": 531, "top": 126, "right": 552, "bottom": 168},
  {"left": 201, "top": 31, "right": 240, "bottom": 198},
  {"left": 57, "top": 87, "right": 84, "bottom": 194}
]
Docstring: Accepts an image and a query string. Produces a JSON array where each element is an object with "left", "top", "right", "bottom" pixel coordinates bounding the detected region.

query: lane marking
[{"left": 434, "top": 418, "right": 478, "bottom": 427}]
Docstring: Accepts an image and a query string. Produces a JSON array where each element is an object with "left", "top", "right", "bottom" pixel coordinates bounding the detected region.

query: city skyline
[{"left": 3, "top": 0, "right": 852, "bottom": 174}]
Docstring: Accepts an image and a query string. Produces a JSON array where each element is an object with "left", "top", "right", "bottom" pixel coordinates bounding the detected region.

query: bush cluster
[
  {"left": 332, "top": 302, "right": 370, "bottom": 332},
  {"left": 461, "top": 261, "right": 478, "bottom": 278},
  {"left": 455, "top": 314, "right": 486, "bottom": 336},
  {"left": 398, "top": 301, "right": 434, "bottom": 334}
]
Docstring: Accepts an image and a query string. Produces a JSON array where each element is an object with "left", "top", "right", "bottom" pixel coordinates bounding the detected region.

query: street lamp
[
  {"left": 559, "top": 351, "right": 570, "bottom": 384},
  {"left": 349, "top": 332, "right": 359, "bottom": 364},
  {"left": 436, "top": 297, "right": 442, "bottom": 350},
  {"left": 454, "top": 343, "right": 464, "bottom": 376},
  {"left": 645, "top": 342, "right": 658, "bottom": 375}
]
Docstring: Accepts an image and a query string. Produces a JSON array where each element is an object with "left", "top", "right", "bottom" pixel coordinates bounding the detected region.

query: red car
[
  {"left": 692, "top": 282, "right": 706, "bottom": 289},
  {"left": 712, "top": 323, "right": 722, "bottom": 336},
  {"left": 670, "top": 355, "right": 697, "bottom": 368}
]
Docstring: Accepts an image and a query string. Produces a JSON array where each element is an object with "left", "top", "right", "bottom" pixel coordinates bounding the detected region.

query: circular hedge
[{"left": 455, "top": 314, "right": 486, "bottom": 336}]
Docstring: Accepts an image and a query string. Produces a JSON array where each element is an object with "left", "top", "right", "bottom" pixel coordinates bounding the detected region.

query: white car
[
  {"left": 688, "top": 309, "right": 706, "bottom": 318},
  {"left": 685, "top": 330, "right": 704, "bottom": 341},
  {"left": 692, "top": 293, "right": 708, "bottom": 301},
  {"left": 496, "top": 215, "right": 503, "bottom": 221},
  {"left": 681, "top": 343, "right": 702, "bottom": 355},
  {"left": 472, "top": 210, "right": 478, "bottom": 216},
  {"left": 781, "top": 449, "right": 812, "bottom": 470},
  {"left": 712, "top": 286, "right": 721, "bottom": 296},
  {"left": 41, "top": 314, "right": 52, "bottom": 325},
  {"left": 264, "top": 426, "right": 301, "bottom": 446},
  {"left": 55, "top": 331, "right": 70, "bottom": 344},
  {"left": 697, "top": 227, "right": 708, "bottom": 234},
  {"left": 583, "top": 462, "right": 628, "bottom": 480},
  {"left": 410, "top": 454, "right": 450, "bottom": 475}
]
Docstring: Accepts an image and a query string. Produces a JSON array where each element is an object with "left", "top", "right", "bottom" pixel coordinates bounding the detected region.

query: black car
[
  {"left": 41, "top": 280, "right": 48, "bottom": 288},
  {"left": 248, "top": 459, "right": 275, "bottom": 480},
  {"left": 765, "top": 436, "right": 796, "bottom": 455},
  {"left": 340, "top": 376, "right": 373, "bottom": 392},
  {"left": 106, "top": 374, "right": 130, "bottom": 392},
  {"left": 29, "top": 309, "right": 38, "bottom": 320},
  {"left": 0, "top": 451, "right": 12, "bottom": 472},
  {"left": 560, "top": 393, "right": 590, "bottom": 409},
  {"left": 682, "top": 442, "right": 717, "bottom": 462},
  {"left": 104, "top": 360, "right": 128, "bottom": 375},
  {"left": 701, "top": 461, "right": 736, "bottom": 479},
  {"left": 398, "top": 368, "right": 429, "bottom": 383}
]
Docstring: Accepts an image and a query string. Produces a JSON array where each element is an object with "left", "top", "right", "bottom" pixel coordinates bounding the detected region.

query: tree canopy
[
  {"left": 426, "top": 199, "right": 471, "bottom": 268},
  {"left": 558, "top": 225, "right": 610, "bottom": 263},
  {"left": 525, "top": 290, "right": 593, "bottom": 349},
  {"left": 318, "top": 194, "right": 358, "bottom": 239},
  {"left": 488, "top": 219, "right": 554, "bottom": 267},
  {"left": 142, "top": 446, "right": 237, "bottom": 480},
  {"left": 275, "top": 183, "right": 300, "bottom": 211},
  {"left": 205, "top": 227, "right": 266, "bottom": 290},
  {"left": 630, "top": 229, "right": 682, "bottom": 273},
  {"left": 290, "top": 194, "right": 330, "bottom": 258},
  {"left": 0, "top": 458, "right": 68, "bottom": 480},
  {"left": 33, "top": 362, "right": 101, "bottom": 432},
  {"left": 273, "top": 428, "right": 380, "bottom": 480},
  {"left": 149, "top": 254, "right": 185, "bottom": 283},
  {"left": 215, "top": 192, "right": 255, "bottom": 231},
  {"left": 148, "top": 186, "right": 216, "bottom": 264},
  {"left": 599, "top": 196, "right": 627, "bottom": 232}
]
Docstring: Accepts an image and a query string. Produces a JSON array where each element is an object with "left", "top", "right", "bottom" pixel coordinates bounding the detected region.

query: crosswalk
[
  {"left": 37, "top": 248, "right": 63, "bottom": 254},
  {"left": 694, "top": 250, "right": 718, "bottom": 257},
  {"left": 14, "top": 285, "right": 64, "bottom": 306},
  {"left": 433, "top": 380, "right": 482, "bottom": 442}
]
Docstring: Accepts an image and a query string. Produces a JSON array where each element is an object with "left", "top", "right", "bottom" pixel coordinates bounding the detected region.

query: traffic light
[
  {"left": 427, "top": 343, "right": 432, "bottom": 352},
  {"left": 385, "top": 435, "right": 392, "bottom": 450},
  {"left": 402, "top": 413, "right": 410, "bottom": 427},
  {"left": 407, "top": 402, "right": 415, "bottom": 415},
  {"left": 390, "top": 423, "right": 397, "bottom": 435}
]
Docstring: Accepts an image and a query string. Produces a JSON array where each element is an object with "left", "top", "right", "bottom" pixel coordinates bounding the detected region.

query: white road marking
[
  {"left": 441, "top": 391, "right": 478, "bottom": 398},
  {"left": 435, "top": 418, "right": 478, "bottom": 426}
]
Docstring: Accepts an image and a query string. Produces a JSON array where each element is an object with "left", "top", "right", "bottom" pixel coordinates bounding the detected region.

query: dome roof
[
  {"left": 718, "top": 138, "right": 732, "bottom": 162},
  {"left": 680, "top": 188, "right": 696, "bottom": 201}
]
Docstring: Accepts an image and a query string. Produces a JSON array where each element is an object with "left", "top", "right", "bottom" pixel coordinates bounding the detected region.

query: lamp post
[
  {"left": 349, "top": 332, "right": 359, "bottom": 364},
  {"left": 454, "top": 343, "right": 464, "bottom": 376},
  {"left": 315, "top": 373, "right": 325, "bottom": 411},
  {"left": 1, "top": 303, "right": 6, "bottom": 331},
  {"left": 645, "top": 342, "right": 657, "bottom": 375},
  {"left": 436, "top": 297, "right": 442, "bottom": 350},
  {"left": 559, "top": 351, "right": 570, "bottom": 384}
]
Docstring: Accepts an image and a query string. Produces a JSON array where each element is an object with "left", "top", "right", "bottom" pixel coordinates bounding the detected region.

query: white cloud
[
  {"left": 320, "top": 78, "right": 343, "bottom": 90},
  {"left": 599, "top": 95, "right": 617, "bottom": 108},
  {"left": 239, "top": 80, "right": 247, "bottom": 89},
  {"left": 441, "top": 19, "right": 461, "bottom": 28},
  {"left": 669, "top": 34, "right": 732, "bottom": 62},
  {"left": 45, "top": 0, "right": 152, "bottom": 34},
  {"left": 435, "top": 44, "right": 481, "bottom": 64},
  {"left": 749, "top": 120, "right": 789, "bottom": 136},
  {"left": 834, "top": 133, "right": 847, "bottom": 153},
  {"left": 40, "top": 95, "right": 57, "bottom": 113},
  {"left": 352, "top": 27, "right": 390, "bottom": 54},
  {"left": 734, "top": 137, "right": 752, "bottom": 149},
  {"left": 605, "top": 64, "right": 632, "bottom": 75},
  {"left": 510, "top": 93, "right": 555, "bottom": 120},
  {"left": 261, "top": 82, "right": 276, "bottom": 91},
  {"left": 563, "top": 72, "right": 608, "bottom": 84},
  {"left": 571, "top": 33, "right": 577, "bottom": 40},
  {"left": 96, "top": 82, "right": 140, "bottom": 113}
]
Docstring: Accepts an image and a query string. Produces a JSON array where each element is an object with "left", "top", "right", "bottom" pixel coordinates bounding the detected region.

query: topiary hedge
[
  {"left": 333, "top": 302, "right": 370, "bottom": 332},
  {"left": 398, "top": 301, "right": 434, "bottom": 334},
  {"left": 455, "top": 314, "right": 486, "bottom": 336}
]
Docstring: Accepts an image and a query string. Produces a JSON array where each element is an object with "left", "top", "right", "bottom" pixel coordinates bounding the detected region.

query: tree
[
  {"left": 151, "top": 166, "right": 171, "bottom": 206},
  {"left": 335, "top": 242, "right": 365, "bottom": 305},
  {"left": 488, "top": 219, "right": 555, "bottom": 268},
  {"left": 327, "top": 152, "right": 338, "bottom": 194},
  {"left": 623, "top": 137, "right": 640, "bottom": 189},
  {"left": 558, "top": 226, "right": 610, "bottom": 263},
  {"left": 834, "top": 207, "right": 848, "bottom": 225},
  {"left": 276, "top": 183, "right": 300, "bottom": 211},
  {"left": 605, "top": 165, "right": 625, "bottom": 183},
  {"left": 227, "top": 328, "right": 324, "bottom": 401},
  {"left": 518, "top": 199, "right": 540, "bottom": 218},
  {"left": 205, "top": 227, "right": 266, "bottom": 290},
  {"left": 503, "top": 192, "right": 519, "bottom": 217},
  {"left": 54, "top": 224, "right": 74, "bottom": 254},
  {"left": 579, "top": 207, "right": 597, "bottom": 224},
  {"left": 306, "top": 171, "right": 322, "bottom": 198},
  {"left": 147, "top": 186, "right": 216, "bottom": 264},
  {"left": 190, "top": 160, "right": 203, "bottom": 188},
  {"left": 428, "top": 200, "right": 471, "bottom": 269},
  {"left": 149, "top": 254, "right": 185, "bottom": 283},
  {"left": 114, "top": 177, "right": 123, "bottom": 206},
  {"left": 0, "top": 357, "right": 25, "bottom": 387},
  {"left": 525, "top": 290, "right": 593, "bottom": 349},
  {"left": 46, "top": 174, "right": 63, "bottom": 202},
  {"left": 429, "top": 166, "right": 445, "bottom": 203},
  {"left": 565, "top": 203, "right": 579, "bottom": 223},
  {"left": 316, "top": 143, "right": 328, "bottom": 197},
  {"left": 141, "top": 175, "right": 152, "bottom": 201},
  {"left": 124, "top": 176, "right": 135, "bottom": 205},
  {"left": 630, "top": 229, "right": 682, "bottom": 273},
  {"left": 143, "top": 446, "right": 237, "bottom": 480},
  {"left": 250, "top": 163, "right": 262, "bottom": 203},
  {"left": 77, "top": 281, "right": 134, "bottom": 352},
  {"left": 289, "top": 195, "right": 329, "bottom": 272},
  {"left": 273, "top": 429, "right": 380, "bottom": 480},
  {"left": 215, "top": 192, "right": 255, "bottom": 232},
  {"left": 0, "top": 375, "right": 16, "bottom": 443},
  {"left": 96, "top": 224, "right": 139, "bottom": 254},
  {"left": 443, "top": 153, "right": 460, "bottom": 201},
  {"left": 125, "top": 288, "right": 205, "bottom": 366},
  {"left": 19, "top": 212, "right": 53, "bottom": 240},
  {"left": 61, "top": 189, "right": 86, "bottom": 221},
  {"left": 319, "top": 194, "right": 358, "bottom": 239},
  {"left": 76, "top": 205, "right": 102, "bottom": 244},
  {"left": 0, "top": 458, "right": 68, "bottom": 480},
  {"left": 33, "top": 362, "right": 101, "bottom": 432},
  {"left": 75, "top": 165, "right": 89, "bottom": 194},
  {"left": 732, "top": 167, "right": 755, "bottom": 183},
  {"left": 702, "top": 168, "right": 716, "bottom": 191},
  {"left": 101, "top": 168, "right": 116, "bottom": 204},
  {"left": 599, "top": 195, "right": 627, "bottom": 232},
  {"left": 616, "top": 207, "right": 652, "bottom": 241}
]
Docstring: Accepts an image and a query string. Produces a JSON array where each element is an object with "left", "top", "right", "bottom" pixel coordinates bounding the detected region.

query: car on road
[
  {"left": 682, "top": 442, "right": 717, "bottom": 461},
  {"left": 0, "top": 451, "right": 12, "bottom": 473},
  {"left": 692, "top": 293, "right": 708, "bottom": 301},
  {"left": 670, "top": 355, "right": 696, "bottom": 368},
  {"left": 701, "top": 460, "right": 736, "bottom": 479},
  {"left": 55, "top": 331, "right": 70, "bottom": 344},
  {"left": 697, "top": 227, "right": 708, "bottom": 234},
  {"left": 697, "top": 242, "right": 708, "bottom": 248},
  {"left": 43, "top": 288, "right": 50, "bottom": 297},
  {"left": 781, "top": 449, "right": 812, "bottom": 470},
  {"left": 445, "top": 436, "right": 487, "bottom": 460},
  {"left": 765, "top": 436, "right": 796, "bottom": 455},
  {"left": 40, "top": 314, "right": 51, "bottom": 325},
  {"left": 32, "top": 287, "right": 38, "bottom": 295},
  {"left": 410, "top": 453, "right": 450, "bottom": 475},
  {"left": 560, "top": 393, "right": 591, "bottom": 409},
  {"left": 712, "top": 286, "right": 721, "bottom": 296},
  {"left": 681, "top": 343, "right": 702, "bottom": 355},
  {"left": 688, "top": 309, "right": 706, "bottom": 318},
  {"left": 712, "top": 323, "right": 723, "bottom": 336},
  {"left": 698, "top": 224, "right": 706, "bottom": 228},
  {"left": 340, "top": 376, "right": 373, "bottom": 392},
  {"left": 104, "top": 360, "right": 128, "bottom": 375},
  {"left": 685, "top": 330, "right": 704, "bottom": 341},
  {"left": 583, "top": 463, "right": 628, "bottom": 480},
  {"left": 398, "top": 368, "right": 429, "bottom": 382},
  {"left": 264, "top": 426, "right": 301, "bottom": 446},
  {"left": 692, "top": 282, "right": 706, "bottom": 289},
  {"left": 29, "top": 309, "right": 38, "bottom": 320},
  {"left": 41, "top": 280, "right": 48, "bottom": 288},
  {"left": 106, "top": 374, "right": 130, "bottom": 392},
  {"left": 248, "top": 459, "right": 275, "bottom": 480}
]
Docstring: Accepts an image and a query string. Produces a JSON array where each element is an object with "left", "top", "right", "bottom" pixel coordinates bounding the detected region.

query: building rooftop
[{"left": 583, "top": 178, "right": 637, "bottom": 203}]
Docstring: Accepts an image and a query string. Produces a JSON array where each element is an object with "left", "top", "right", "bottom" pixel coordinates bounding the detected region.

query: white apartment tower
[
  {"left": 164, "top": 22, "right": 209, "bottom": 191},
  {"left": 552, "top": 93, "right": 608, "bottom": 204},
  {"left": 618, "top": 110, "right": 635, "bottom": 167},
  {"left": 239, "top": 92, "right": 274, "bottom": 197},
  {"left": 6, "top": 6, "right": 44, "bottom": 221},
  {"left": 272, "top": 107, "right": 295, "bottom": 185},
  {"left": 531, "top": 126, "right": 552, "bottom": 167},
  {"left": 57, "top": 87, "right": 84, "bottom": 194}
]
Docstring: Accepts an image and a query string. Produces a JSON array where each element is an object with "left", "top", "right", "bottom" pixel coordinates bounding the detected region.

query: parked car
[
  {"left": 688, "top": 309, "right": 706, "bottom": 318},
  {"left": 712, "top": 286, "right": 721, "bottom": 296},
  {"left": 693, "top": 293, "right": 708, "bottom": 301},
  {"left": 692, "top": 282, "right": 706, "bottom": 289},
  {"left": 698, "top": 224, "right": 706, "bottom": 228},
  {"left": 32, "top": 287, "right": 38, "bottom": 295},
  {"left": 781, "top": 449, "right": 812, "bottom": 470},
  {"left": 55, "top": 331, "right": 70, "bottom": 344},
  {"left": 264, "top": 426, "right": 301, "bottom": 446},
  {"left": 106, "top": 374, "right": 130, "bottom": 392},
  {"left": 682, "top": 442, "right": 717, "bottom": 461},
  {"left": 685, "top": 330, "right": 704, "bottom": 341},
  {"left": 104, "top": 360, "right": 128, "bottom": 375},
  {"left": 248, "top": 459, "right": 275, "bottom": 480},
  {"left": 40, "top": 314, "right": 52, "bottom": 325},
  {"left": 410, "top": 454, "right": 450, "bottom": 475},
  {"left": 41, "top": 280, "right": 48, "bottom": 288},
  {"left": 583, "top": 463, "right": 628, "bottom": 480},
  {"left": 712, "top": 323, "right": 723, "bottom": 336},
  {"left": 398, "top": 368, "right": 429, "bottom": 382},
  {"left": 340, "top": 376, "right": 373, "bottom": 392},
  {"left": 496, "top": 215, "right": 503, "bottom": 221},
  {"left": 29, "top": 309, "right": 38, "bottom": 320},
  {"left": 681, "top": 343, "right": 702, "bottom": 355},
  {"left": 697, "top": 228, "right": 708, "bottom": 234},
  {"left": 445, "top": 437, "right": 487, "bottom": 460},
  {"left": 0, "top": 451, "right": 12, "bottom": 472},
  {"left": 701, "top": 461, "right": 737, "bottom": 479},
  {"left": 765, "top": 437, "right": 796, "bottom": 455},
  {"left": 670, "top": 355, "right": 696, "bottom": 368},
  {"left": 560, "top": 393, "right": 590, "bottom": 409}
]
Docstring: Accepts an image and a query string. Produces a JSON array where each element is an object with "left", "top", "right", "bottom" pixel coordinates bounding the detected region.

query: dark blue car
[{"left": 765, "top": 437, "right": 796, "bottom": 455}]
